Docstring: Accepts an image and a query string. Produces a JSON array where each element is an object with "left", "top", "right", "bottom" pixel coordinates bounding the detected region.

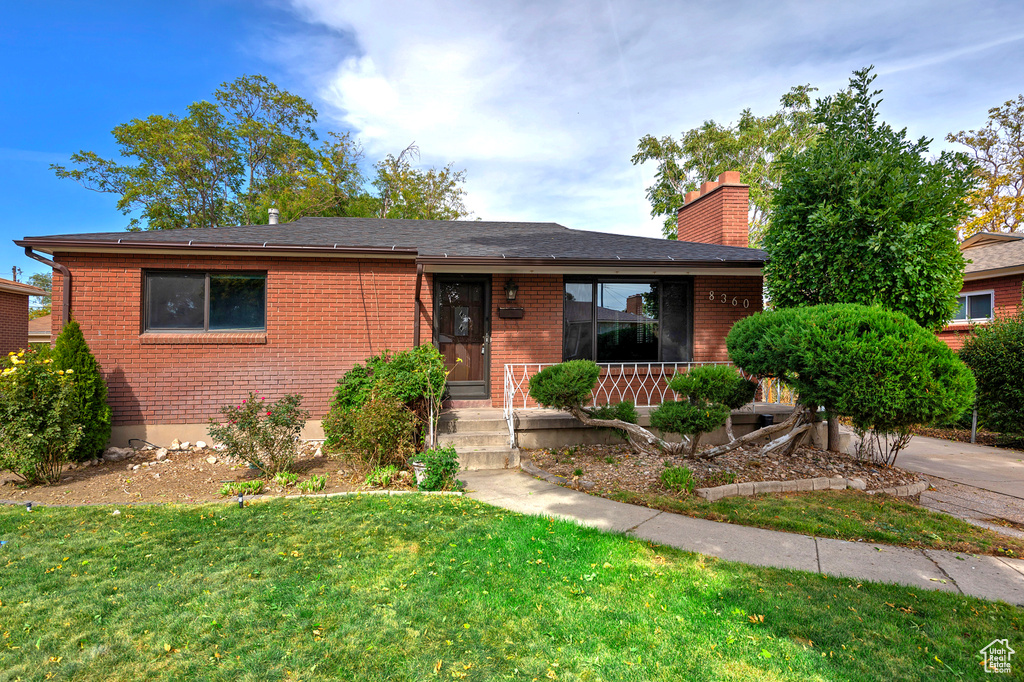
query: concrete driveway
[{"left": 897, "top": 436, "right": 1024, "bottom": 498}]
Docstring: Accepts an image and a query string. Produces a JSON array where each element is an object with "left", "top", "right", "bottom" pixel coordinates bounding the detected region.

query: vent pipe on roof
[{"left": 268, "top": 208, "right": 280, "bottom": 225}]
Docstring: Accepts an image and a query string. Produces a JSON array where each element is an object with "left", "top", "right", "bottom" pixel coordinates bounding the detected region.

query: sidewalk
[{"left": 460, "top": 469, "right": 1024, "bottom": 606}]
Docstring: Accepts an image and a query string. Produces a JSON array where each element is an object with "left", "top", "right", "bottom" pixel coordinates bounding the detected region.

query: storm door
[{"left": 434, "top": 277, "right": 491, "bottom": 400}]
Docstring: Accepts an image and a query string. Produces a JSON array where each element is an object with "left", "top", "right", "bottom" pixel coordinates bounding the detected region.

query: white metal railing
[{"left": 502, "top": 362, "right": 796, "bottom": 448}]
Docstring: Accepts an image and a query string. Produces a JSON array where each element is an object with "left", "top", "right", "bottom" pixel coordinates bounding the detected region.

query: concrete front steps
[{"left": 437, "top": 409, "right": 519, "bottom": 471}]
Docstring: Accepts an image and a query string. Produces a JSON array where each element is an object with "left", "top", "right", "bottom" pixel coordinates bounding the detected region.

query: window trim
[
  {"left": 563, "top": 276, "right": 693, "bottom": 363},
  {"left": 951, "top": 289, "right": 995, "bottom": 324},
  {"left": 143, "top": 270, "right": 268, "bottom": 333}
]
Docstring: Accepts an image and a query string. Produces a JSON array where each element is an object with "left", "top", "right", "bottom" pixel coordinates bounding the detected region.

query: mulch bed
[
  {"left": 526, "top": 442, "right": 923, "bottom": 496},
  {"left": 0, "top": 442, "right": 367, "bottom": 506}
]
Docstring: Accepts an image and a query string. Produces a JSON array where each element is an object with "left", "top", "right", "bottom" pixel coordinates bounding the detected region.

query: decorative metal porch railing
[{"left": 502, "top": 362, "right": 797, "bottom": 448}]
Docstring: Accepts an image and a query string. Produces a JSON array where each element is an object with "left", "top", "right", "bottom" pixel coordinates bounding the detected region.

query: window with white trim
[
  {"left": 145, "top": 271, "right": 267, "bottom": 332},
  {"left": 952, "top": 290, "right": 994, "bottom": 323}
]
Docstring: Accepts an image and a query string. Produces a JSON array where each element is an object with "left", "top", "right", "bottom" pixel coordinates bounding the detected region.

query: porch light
[{"left": 505, "top": 278, "right": 519, "bottom": 302}]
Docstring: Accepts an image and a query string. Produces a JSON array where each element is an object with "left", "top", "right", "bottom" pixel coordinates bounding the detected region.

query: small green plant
[
  {"left": 272, "top": 471, "right": 298, "bottom": 488},
  {"left": 660, "top": 465, "right": 695, "bottom": 495},
  {"left": 702, "top": 471, "right": 737, "bottom": 487},
  {"left": 208, "top": 392, "right": 310, "bottom": 477},
  {"left": 411, "top": 446, "right": 460, "bottom": 491},
  {"left": 297, "top": 474, "right": 328, "bottom": 494},
  {"left": 219, "top": 480, "right": 265, "bottom": 496},
  {"left": 0, "top": 350, "right": 83, "bottom": 484},
  {"left": 604, "top": 456, "right": 616, "bottom": 464},
  {"left": 365, "top": 465, "right": 401, "bottom": 488}
]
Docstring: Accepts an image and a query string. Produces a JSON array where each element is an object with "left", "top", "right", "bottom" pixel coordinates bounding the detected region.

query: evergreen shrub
[
  {"left": 52, "top": 320, "right": 111, "bottom": 461},
  {"left": 959, "top": 307, "right": 1024, "bottom": 438}
]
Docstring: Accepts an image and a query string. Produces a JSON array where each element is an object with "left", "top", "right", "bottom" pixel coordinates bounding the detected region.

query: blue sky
[{"left": 4, "top": 0, "right": 1024, "bottom": 281}]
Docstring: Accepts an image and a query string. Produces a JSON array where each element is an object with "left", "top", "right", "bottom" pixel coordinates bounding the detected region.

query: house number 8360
[{"left": 708, "top": 291, "right": 749, "bottom": 308}]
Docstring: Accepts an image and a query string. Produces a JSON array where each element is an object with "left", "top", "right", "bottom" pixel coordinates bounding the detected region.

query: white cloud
[{"left": 281, "top": 0, "right": 1024, "bottom": 238}]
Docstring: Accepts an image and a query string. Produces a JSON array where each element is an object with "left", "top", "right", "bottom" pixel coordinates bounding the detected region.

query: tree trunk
[
  {"left": 827, "top": 417, "right": 840, "bottom": 453},
  {"left": 689, "top": 432, "right": 702, "bottom": 457},
  {"left": 695, "top": 406, "right": 807, "bottom": 460},
  {"left": 724, "top": 413, "right": 736, "bottom": 442},
  {"left": 566, "top": 406, "right": 685, "bottom": 457}
]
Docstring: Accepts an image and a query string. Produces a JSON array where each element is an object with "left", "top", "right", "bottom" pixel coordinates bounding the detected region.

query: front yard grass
[
  {"left": 0, "top": 495, "right": 1020, "bottom": 681},
  {"left": 608, "top": 489, "right": 1024, "bottom": 557}
]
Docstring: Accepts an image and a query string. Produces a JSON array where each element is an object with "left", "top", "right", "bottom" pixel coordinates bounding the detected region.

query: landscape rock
[
  {"left": 195, "top": 440, "right": 207, "bottom": 449},
  {"left": 180, "top": 441, "right": 191, "bottom": 450},
  {"left": 313, "top": 447, "right": 323, "bottom": 458},
  {"left": 847, "top": 478, "right": 867, "bottom": 491},
  {"left": 132, "top": 464, "right": 141, "bottom": 471},
  {"left": 206, "top": 456, "right": 218, "bottom": 464},
  {"left": 170, "top": 439, "right": 182, "bottom": 451},
  {"left": 213, "top": 443, "right": 228, "bottom": 451},
  {"left": 154, "top": 448, "right": 168, "bottom": 461},
  {"left": 103, "top": 447, "right": 132, "bottom": 462}
]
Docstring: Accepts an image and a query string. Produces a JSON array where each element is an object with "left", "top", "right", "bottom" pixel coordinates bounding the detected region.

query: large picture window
[
  {"left": 564, "top": 278, "right": 692, "bottom": 363},
  {"left": 145, "top": 272, "right": 266, "bottom": 332},
  {"left": 952, "top": 290, "right": 994, "bottom": 323}
]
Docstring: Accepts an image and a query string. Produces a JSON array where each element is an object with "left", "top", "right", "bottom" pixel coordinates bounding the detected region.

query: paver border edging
[{"left": 695, "top": 478, "right": 929, "bottom": 501}]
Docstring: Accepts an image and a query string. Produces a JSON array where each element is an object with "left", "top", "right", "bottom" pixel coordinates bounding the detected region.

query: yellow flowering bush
[{"left": 0, "top": 350, "right": 83, "bottom": 484}]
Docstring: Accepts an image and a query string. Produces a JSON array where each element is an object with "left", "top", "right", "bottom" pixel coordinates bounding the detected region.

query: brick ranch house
[
  {"left": 0, "top": 277, "right": 47, "bottom": 355},
  {"left": 938, "top": 231, "right": 1024, "bottom": 350},
  {"left": 16, "top": 172, "right": 764, "bottom": 447}
]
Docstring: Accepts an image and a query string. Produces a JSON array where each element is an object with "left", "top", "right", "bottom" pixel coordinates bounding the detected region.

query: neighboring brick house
[
  {"left": 16, "top": 173, "right": 763, "bottom": 446},
  {"left": 0, "top": 277, "right": 46, "bottom": 355},
  {"left": 938, "top": 232, "right": 1024, "bottom": 350}
]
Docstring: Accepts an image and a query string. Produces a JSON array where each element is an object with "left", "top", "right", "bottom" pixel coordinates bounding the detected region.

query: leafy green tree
[
  {"left": 947, "top": 94, "right": 1024, "bottom": 236},
  {"left": 53, "top": 76, "right": 473, "bottom": 230},
  {"left": 727, "top": 304, "right": 975, "bottom": 464},
  {"left": 373, "top": 143, "right": 470, "bottom": 220},
  {"left": 52, "top": 320, "right": 111, "bottom": 461},
  {"left": 632, "top": 85, "right": 818, "bottom": 241},
  {"left": 764, "top": 67, "right": 976, "bottom": 331},
  {"left": 958, "top": 303, "right": 1024, "bottom": 438},
  {"left": 28, "top": 272, "right": 51, "bottom": 319}
]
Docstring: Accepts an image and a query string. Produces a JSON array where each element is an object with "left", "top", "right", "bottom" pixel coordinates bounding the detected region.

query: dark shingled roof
[{"left": 22, "top": 217, "right": 765, "bottom": 265}]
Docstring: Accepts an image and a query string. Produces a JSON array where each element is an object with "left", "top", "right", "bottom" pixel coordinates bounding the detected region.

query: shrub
[
  {"left": 669, "top": 364, "right": 756, "bottom": 410},
  {"left": 660, "top": 465, "right": 695, "bottom": 495},
  {"left": 412, "top": 445, "right": 461, "bottom": 491},
  {"left": 959, "top": 307, "right": 1024, "bottom": 438},
  {"left": 219, "top": 480, "right": 265, "bottom": 496},
  {"left": 323, "top": 345, "right": 448, "bottom": 452},
  {"left": 347, "top": 396, "right": 416, "bottom": 469},
  {"left": 51, "top": 320, "right": 111, "bottom": 461},
  {"left": 588, "top": 400, "right": 638, "bottom": 424},
  {"left": 727, "top": 304, "right": 976, "bottom": 463},
  {"left": 207, "top": 392, "right": 310, "bottom": 477},
  {"left": 650, "top": 400, "right": 731, "bottom": 454},
  {"left": 528, "top": 360, "right": 600, "bottom": 409},
  {"left": 0, "top": 350, "right": 83, "bottom": 484},
  {"left": 365, "top": 465, "right": 402, "bottom": 488},
  {"left": 298, "top": 474, "right": 328, "bottom": 493}
]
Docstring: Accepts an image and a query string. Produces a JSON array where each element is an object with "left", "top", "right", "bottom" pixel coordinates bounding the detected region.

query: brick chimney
[{"left": 676, "top": 171, "right": 750, "bottom": 247}]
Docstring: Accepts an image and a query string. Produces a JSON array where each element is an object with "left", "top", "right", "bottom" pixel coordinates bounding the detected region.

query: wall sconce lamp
[{"left": 504, "top": 278, "right": 519, "bottom": 302}]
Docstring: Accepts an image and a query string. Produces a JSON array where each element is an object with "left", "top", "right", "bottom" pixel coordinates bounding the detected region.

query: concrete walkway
[
  {"left": 461, "top": 469, "right": 1024, "bottom": 606},
  {"left": 898, "top": 436, "right": 1024, "bottom": 498}
]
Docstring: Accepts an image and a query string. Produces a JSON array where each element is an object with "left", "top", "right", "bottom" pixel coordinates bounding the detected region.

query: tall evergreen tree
[{"left": 52, "top": 320, "right": 111, "bottom": 461}]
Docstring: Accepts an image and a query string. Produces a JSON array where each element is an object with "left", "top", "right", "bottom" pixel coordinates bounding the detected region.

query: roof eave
[{"left": 16, "top": 238, "right": 420, "bottom": 258}]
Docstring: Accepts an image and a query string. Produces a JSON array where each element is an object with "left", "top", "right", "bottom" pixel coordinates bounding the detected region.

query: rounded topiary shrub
[
  {"left": 528, "top": 360, "right": 600, "bottom": 410},
  {"left": 52, "top": 320, "right": 111, "bottom": 462},
  {"left": 667, "top": 364, "right": 756, "bottom": 410},
  {"left": 727, "top": 303, "right": 975, "bottom": 433},
  {"left": 649, "top": 400, "right": 731, "bottom": 440}
]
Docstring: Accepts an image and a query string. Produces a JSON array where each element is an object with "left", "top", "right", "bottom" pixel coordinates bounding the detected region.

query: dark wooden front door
[{"left": 434, "top": 278, "right": 490, "bottom": 400}]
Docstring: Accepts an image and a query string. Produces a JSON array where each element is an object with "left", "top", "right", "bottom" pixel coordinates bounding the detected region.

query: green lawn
[
  {"left": 0, "top": 495, "right": 1020, "bottom": 681},
  {"left": 607, "top": 489, "right": 1024, "bottom": 557}
]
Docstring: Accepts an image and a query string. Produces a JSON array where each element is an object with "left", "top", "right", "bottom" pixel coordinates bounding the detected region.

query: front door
[{"left": 434, "top": 277, "right": 490, "bottom": 400}]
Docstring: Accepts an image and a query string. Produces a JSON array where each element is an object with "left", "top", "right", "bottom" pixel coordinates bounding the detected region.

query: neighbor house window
[
  {"left": 145, "top": 272, "right": 266, "bottom": 332},
  {"left": 563, "top": 278, "right": 692, "bottom": 363},
  {"left": 952, "top": 290, "right": 994, "bottom": 323}
]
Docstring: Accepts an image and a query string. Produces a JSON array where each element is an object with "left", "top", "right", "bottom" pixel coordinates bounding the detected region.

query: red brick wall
[
  {"left": 488, "top": 275, "right": 564, "bottom": 404},
  {"left": 54, "top": 252, "right": 765, "bottom": 424},
  {"left": 54, "top": 252, "right": 420, "bottom": 426},
  {"left": 676, "top": 172, "right": 750, "bottom": 248},
  {"left": 0, "top": 291, "right": 30, "bottom": 355},
  {"left": 692, "top": 275, "right": 764, "bottom": 361},
  {"left": 937, "top": 273, "right": 1024, "bottom": 350}
]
